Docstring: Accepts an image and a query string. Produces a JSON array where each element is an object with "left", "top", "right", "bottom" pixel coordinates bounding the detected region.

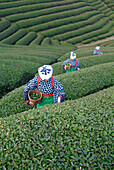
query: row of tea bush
[
  {"left": 0, "top": 85, "right": 113, "bottom": 169},
  {"left": 0, "top": 62, "right": 113, "bottom": 117}
]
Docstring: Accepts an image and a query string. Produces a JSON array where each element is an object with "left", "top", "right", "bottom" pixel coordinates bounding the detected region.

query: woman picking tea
[
  {"left": 24, "top": 65, "right": 65, "bottom": 108},
  {"left": 93, "top": 46, "right": 103, "bottom": 55},
  {"left": 62, "top": 52, "right": 80, "bottom": 73}
]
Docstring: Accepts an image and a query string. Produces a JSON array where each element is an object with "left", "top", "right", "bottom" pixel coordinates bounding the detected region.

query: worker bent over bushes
[
  {"left": 24, "top": 65, "right": 65, "bottom": 108},
  {"left": 93, "top": 46, "right": 103, "bottom": 55},
  {"left": 63, "top": 52, "right": 80, "bottom": 73}
]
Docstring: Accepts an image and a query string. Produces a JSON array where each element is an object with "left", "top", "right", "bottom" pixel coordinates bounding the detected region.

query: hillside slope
[{"left": 0, "top": 0, "right": 113, "bottom": 45}]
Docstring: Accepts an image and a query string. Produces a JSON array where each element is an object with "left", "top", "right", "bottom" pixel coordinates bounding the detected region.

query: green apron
[
  {"left": 66, "top": 67, "right": 75, "bottom": 73},
  {"left": 37, "top": 95, "right": 54, "bottom": 108}
]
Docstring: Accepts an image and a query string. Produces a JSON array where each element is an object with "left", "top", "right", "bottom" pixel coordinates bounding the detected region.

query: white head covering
[
  {"left": 70, "top": 52, "right": 76, "bottom": 59},
  {"left": 38, "top": 65, "right": 53, "bottom": 80},
  {"left": 95, "top": 46, "right": 100, "bottom": 50}
]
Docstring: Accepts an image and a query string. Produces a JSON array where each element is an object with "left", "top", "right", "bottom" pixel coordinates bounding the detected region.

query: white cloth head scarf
[
  {"left": 38, "top": 65, "right": 53, "bottom": 80},
  {"left": 95, "top": 46, "right": 100, "bottom": 50},
  {"left": 70, "top": 52, "right": 76, "bottom": 59}
]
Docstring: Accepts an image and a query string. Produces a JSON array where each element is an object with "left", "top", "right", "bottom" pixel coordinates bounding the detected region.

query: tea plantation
[{"left": 0, "top": 0, "right": 114, "bottom": 169}]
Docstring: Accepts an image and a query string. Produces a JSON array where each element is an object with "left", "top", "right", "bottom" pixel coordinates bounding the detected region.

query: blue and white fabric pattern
[
  {"left": 24, "top": 76, "right": 65, "bottom": 103},
  {"left": 63, "top": 58, "right": 80, "bottom": 70}
]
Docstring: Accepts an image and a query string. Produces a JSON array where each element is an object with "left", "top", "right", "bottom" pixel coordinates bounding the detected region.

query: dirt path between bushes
[{"left": 76, "top": 36, "right": 114, "bottom": 47}]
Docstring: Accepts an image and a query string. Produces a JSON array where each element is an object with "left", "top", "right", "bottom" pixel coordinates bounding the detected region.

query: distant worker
[
  {"left": 93, "top": 46, "right": 103, "bottom": 55},
  {"left": 24, "top": 65, "right": 65, "bottom": 108},
  {"left": 63, "top": 52, "right": 80, "bottom": 73}
]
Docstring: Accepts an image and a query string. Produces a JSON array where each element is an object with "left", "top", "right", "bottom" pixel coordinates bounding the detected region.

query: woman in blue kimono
[
  {"left": 93, "top": 46, "right": 103, "bottom": 55},
  {"left": 24, "top": 65, "right": 65, "bottom": 108},
  {"left": 63, "top": 52, "right": 80, "bottom": 73}
]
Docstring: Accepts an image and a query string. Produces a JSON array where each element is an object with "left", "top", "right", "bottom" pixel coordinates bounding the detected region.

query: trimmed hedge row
[
  {"left": 0, "top": 24, "right": 18, "bottom": 41},
  {"left": 16, "top": 6, "right": 94, "bottom": 28},
  {"left": 0, "top": 62, "right": 113, "bottom": 117},
  {"left": 16, "top": 32, "right": 37, "bottom": 45},
  {"left": 0, "top": 19, "right": 11, "bottom": 32},
  {"left": 41, "top": 14, "right": 104, "bottom": 37},
  {"left": 0, "top": 43, "right": 75, "bottom": 58},
  {"left": 52, "top": 53, "right": 114, "bottom": 76},
  {"left": 28, "top": 10, "right": 99, "bottom": 32},
  {"left": 29, "top": 34, "right": 45, "bottom": 45},
  {"left": 0, "top": 86, "right": 113, "bottom": 169},
  {"left": 0, "top": 0, "right": 20, "bottom": 2},
  {"left": 0, "top": 59, "right": 40, "bottom": 99},
  {"left": 82, "top": 27, "right": 114, "bottom": 44},
  {"left": 57, "top": 62, "right": 114, "bottom": 100},
  {"left": 98, "top": 6, "right": 107, "bottom": 12},
  {"left": 1, "top": 29, "right": 28, "bottom": 44},
  {"left": 0, "top": 0, "right": 84, "bottom": 18},
  {"left": 5, "top": 1, "right": 87, "bottom": 23},
  {"left": 0, "top": 0, "right": 64, "bottom": 9},
  {"left": 99, "top": 39, "right": 114, "bottom": 47},
  {"left": 53, "top": 18, "right": 109, "bottom": 41},
  {"left": 41, "top": 37, "right": 52, "bottom": 45},
  {"left": 103, "top": 0, "right": 114, "bottom": 3},
  {"left": 51, "top": 39, "right": 60, "bottom": 46},
  {"left": 102, "top": 8, "right": 110, "bottom": 14},
  {"left": 66, "top": 20, "right": 112, "bottom": 44},
  {"left": 0, "top": 44, "right": 75, "bottom": 98},
  {"left": 57, "top": 46, "right": 114, "bottom": 61},
  {"left": 109, "top": 14, "right": 114, "bottom": 21}
]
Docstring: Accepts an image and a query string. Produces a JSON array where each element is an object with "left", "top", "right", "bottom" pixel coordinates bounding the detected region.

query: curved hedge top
[
  {"left": 0, "top": 85, "right": 113, "bottom": 169},
  {"left": 0, "top": 0, "right": 113, "bottom": 45}
]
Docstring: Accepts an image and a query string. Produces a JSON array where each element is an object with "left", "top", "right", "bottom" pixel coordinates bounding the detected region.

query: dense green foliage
[
  {"left": 0, "top": 86, "right": 113, "bottom": 169},
  {"left": 52, "top": 53, "right": 114, "bottom": 76},
  {"left": 0, "top": 19, "right": 10, "bottom": 32},
  {"left": 0, "top": 0, "right": 113, "bottom": 45},
  {"left": 0, "top": 44, "right": 75, "bottom": 98},
  {"left": 16, "top": 32, "right": 37, "bottom": 45},
  {"left": 0, "top": 0, "right": 114, "bottom": 168},
  {"left": 1, "top": 29, "right": 28, "bottom": 44},
  {"left": 0, "top": 62, "right": 113, "bottom": 117}
]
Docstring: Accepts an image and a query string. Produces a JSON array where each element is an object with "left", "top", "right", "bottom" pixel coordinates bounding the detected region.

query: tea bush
[
  {"left": 16, "top": 6, "right": 93, "bottom": 29},
  {"left": 0, "top": 63, "right": 113, "bottom": 117},
  {"left": 1, "top": 29, "right": 28, "bottom": 44},
  {"left": 0, "top": 0, "right": 113, "bottom": 45},
  {"left": 52, "top": 53, "right": 114, "bottom": 76},
  {"left": 0, "top": 0, "right": 81, "bottom": 17},
  {"left": 0, "top": 44, "right": 75, "bottom": 99},
  {"left": 0, "top": 19, "right": 10, "bottom": 32},
  {"left": 16, "top": 32, "right": 37, "bottom": 45},
  {"left": 29, "top": 34, "right": 44, "bottom": 45},
  {"left": 41, "top": 14, "right": 104, "bottom": 37},
  {"left": 67, "top": 21, "right": 112, "bottom": 44},
  {"left": 41, "top": 37, "right": 51, "bottom": 45},
  {"left": 0, "top": 24, "right": 18, "bottom": 41},
  {"left": 53, "top": 18, "right": 109, "bottom": 41},
  {"left": 58, "top": 46, "right": 114, "bottom": 62},
  {"left": 0, "top": 86, "right": 113, "bottom": 169},
  {"left": 5, "top": 1, "right": 87, "bottom": 23},
  {"left": 82, "top": 28, "right": 114, "bottom": 44},
  {"left": 51, "top": 39, "right": 60, "bottom": 46},
  {"left": 0, "top": 59, "right": 41, "bottom": 98},
  {"left": 0, "top": 0, "right": 62, "bottom": 9},
  {"left": 28, "top": 11, "right": 99, "bottom": 32}
]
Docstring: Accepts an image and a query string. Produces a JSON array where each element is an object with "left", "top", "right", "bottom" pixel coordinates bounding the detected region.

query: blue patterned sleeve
[
  {"left": 24, "top": 76, "right": 38, "bottom": 105},
  {"left": 53, "top": 77, "right": 65, "bottom": 103},
  {"left": 77, "top": 59, "right": 80, "bottom": 68}
]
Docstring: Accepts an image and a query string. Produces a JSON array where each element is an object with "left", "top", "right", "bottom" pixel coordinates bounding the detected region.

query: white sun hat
[
  {"left": 38, "top": 65, "right": 53, "bottom": 80},
  {"left": 95, "top": 46, "right": 100, "bottom": 50},
  {"left": 70, "top": 52, "right": 76, "bottom": 59}
]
